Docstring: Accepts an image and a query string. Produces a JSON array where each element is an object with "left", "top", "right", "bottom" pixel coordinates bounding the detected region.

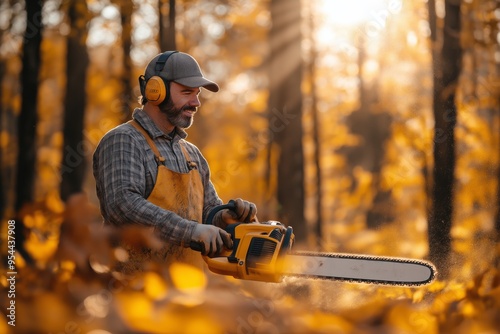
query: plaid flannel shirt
[{"left": 92, "top": 108, "right": 223, "bottom": 246}]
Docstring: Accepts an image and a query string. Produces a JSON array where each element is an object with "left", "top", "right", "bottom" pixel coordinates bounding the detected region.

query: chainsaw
[{"left": 190, "top": 201, "right": 436, "bottom": 286}]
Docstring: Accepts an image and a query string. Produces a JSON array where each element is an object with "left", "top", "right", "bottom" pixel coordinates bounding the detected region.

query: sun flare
[
  {"left": 316, "top": 0, "right": 401, "bottom": 26},
  {"left": 313, "top": 0, "right": 403, "bottom": 48}
]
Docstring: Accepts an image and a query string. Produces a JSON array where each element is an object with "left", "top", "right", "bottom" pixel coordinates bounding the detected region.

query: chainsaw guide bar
[{"left": 282, "top": 251, "right": 437, "bottom": 286}]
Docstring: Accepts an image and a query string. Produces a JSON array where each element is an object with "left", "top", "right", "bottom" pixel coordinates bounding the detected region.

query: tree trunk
[
  {"left": 428, "top": 0, "right": 462, "bottom": 274},
  {"left": 119, "top": 0, "right": 133, "bottom": 119},
  {"left": 306, "top": 2, "right": 322, "bottom": 248},
  {"left": 496, "top": 93, "right": 500, "bottom": 238},
  {"left": 60, "top": 1, "right": 89, "bottom": 201},
  {"left": 0, "top": 60, "right": 5, "bottom": 219},
  {"left": 14, "top": 0, "right": 43, "bottom": 264},
  {"left": 15, "top": 1, "right": 43, "bottom": 212},
  {"left": 0, "top": 3, "right": 14, "bottom": 221},
  {"left": 496, "top": 127, "right": 500, "bottom": 235},
  {"left": 159, "top": 0, "right": 176, "bottom": 51},
  {"left": 269, "top": 0, "right": 305, "bottom": 242},
  {"left": 357, "top": 35, "right": 393, "bottom": 229},
  {"left": 338, "top": 34, "right": 393, "bottom": 229}
]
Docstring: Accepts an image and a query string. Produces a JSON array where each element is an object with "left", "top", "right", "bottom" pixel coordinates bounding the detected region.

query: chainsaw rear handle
[{"left": 189, "top": 200, "right": 237, "bottom": 252}]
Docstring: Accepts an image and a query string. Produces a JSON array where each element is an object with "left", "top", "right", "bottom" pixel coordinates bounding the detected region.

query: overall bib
[{"left": 128, "top": 120, "right": 204, "bottom": 269}]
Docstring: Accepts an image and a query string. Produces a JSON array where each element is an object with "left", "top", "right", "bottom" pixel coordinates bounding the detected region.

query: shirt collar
[{"left": 132, "top": 108, "right": 188, "bottom": 140}]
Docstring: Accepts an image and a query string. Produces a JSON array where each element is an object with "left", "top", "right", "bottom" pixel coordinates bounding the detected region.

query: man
[{"left": 93, "top": 51, "right": 257, "bottom": 269}]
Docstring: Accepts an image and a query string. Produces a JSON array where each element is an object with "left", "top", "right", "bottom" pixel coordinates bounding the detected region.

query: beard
[{"left": 159, "top": 98, "right": 197, "bottom": 129}]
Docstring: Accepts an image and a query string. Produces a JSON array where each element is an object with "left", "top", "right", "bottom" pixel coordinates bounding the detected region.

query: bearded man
[{"left": 93, "top": 51, "right": 257, "bottom": 269}]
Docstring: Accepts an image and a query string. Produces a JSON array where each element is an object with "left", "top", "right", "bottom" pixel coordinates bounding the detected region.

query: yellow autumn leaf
[
  {"left": 59, "top": 259, "right": 75, "bottom": 272},
  {"left": 115, "top": 292, "right": 154, "bottom": 331},
  {"left": 458, "top": 299, "right": 485, "bottom": 317},
  {"left": 301, "top": 311, "right": 353, "bottom": 333},
  {"left": 430, "top": 282, "right": 467, "bottom": 314},
  {"left": 143, "top": 271, "right": 169, "bottom": 300},
  {"left": 24, "top": 210, "right": 45, "bottom": 228},
  {"left": 46, "top": 190, "right": 65, "bottom": 214},
  {"left": 384, "top": 302, "right": 438, "bottom": 334},
  {"left": 25, "top": 231, "right": 59, "bottom": 263},
  {"left": 337, "top": 298, "right": 387, "bottom": 324},
  {"left": 115, "top": 292, "right": 223, "bottom": 334},
  {"left": 169, "top": 262, "right": 207, "bottom": 292}
]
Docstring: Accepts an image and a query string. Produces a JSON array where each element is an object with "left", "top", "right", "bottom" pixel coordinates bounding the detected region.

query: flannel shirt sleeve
[{"left": 92, "top": 127, "right": 196, "bottom": 247}]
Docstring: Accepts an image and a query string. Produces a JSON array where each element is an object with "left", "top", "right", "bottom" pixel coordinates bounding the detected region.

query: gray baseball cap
[{"left": 144, "top": 51, "right": 219, "bottom": 92}]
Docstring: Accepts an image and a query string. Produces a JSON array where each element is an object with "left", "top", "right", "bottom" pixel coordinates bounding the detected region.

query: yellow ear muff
[
  {"left": 144, "top": 76, "right": 167, "bottom": 105},
  {"left": 141, "top": 51, "right": 178, "bottom": 106}
]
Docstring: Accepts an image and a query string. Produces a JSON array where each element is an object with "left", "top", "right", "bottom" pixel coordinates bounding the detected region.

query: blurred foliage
[
  {"left": 1, "top": 0, "right": 500, "bottom": 332},
  {"left": 1, "top": 194, "right": 500, "bottom": 333}
]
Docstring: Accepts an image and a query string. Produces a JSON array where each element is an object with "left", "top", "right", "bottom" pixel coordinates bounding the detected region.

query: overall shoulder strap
[
  {"left": 179, "top": 140, "right": 198, "bottom": 170},
  {"left": 127, "top": 120, "right": 166, "bottom": 165}
]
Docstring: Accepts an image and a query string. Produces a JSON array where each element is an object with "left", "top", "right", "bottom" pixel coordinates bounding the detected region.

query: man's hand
[
  {"left": 191, "top": 224, "right": 233, "bottom": 257},
  {"left": 222, "top": 198, "right": 258, "bottom": 225}
]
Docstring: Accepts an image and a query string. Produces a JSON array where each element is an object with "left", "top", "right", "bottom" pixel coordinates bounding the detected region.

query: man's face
[{"left": 159, "top": 82, "right": 201, "bottom": 129}]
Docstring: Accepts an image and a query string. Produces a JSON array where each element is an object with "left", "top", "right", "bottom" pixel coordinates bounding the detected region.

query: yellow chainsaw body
[{"left": 202, "top": 222, "right": 294, "bottom": 283}]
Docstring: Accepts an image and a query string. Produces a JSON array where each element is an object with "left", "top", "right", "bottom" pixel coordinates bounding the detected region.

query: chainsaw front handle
[
  {"left": 189, "top": 200, "right": 237, "bottom": 253},
  {"left": 205, "top": 200, "right": 237, "bottom": 225}
]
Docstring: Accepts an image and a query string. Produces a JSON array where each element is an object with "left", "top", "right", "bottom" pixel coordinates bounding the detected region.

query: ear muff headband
[{"left": 144, "top": 51, "right": 178, "bottom": 105}]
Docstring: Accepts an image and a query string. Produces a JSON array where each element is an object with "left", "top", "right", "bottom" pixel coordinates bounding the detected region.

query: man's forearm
[{"left": 103, "top": 193, "right": 197, "bottom": 247}]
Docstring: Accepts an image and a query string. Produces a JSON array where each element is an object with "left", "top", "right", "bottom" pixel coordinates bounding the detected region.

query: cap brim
[{"left": 174, "top": 76, "right": 220, "bottom": 92}]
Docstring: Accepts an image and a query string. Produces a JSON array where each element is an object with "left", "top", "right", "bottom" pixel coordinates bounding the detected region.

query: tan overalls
[{"left": 128, "top": 120, "right": 204, "bottom": 269}]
